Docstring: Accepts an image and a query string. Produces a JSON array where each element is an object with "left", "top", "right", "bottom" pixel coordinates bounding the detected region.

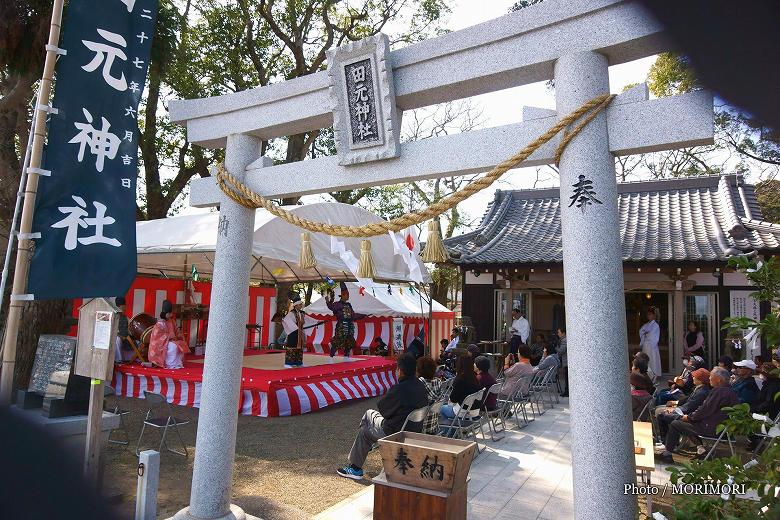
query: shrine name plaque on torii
[{"left": 167, "top": 1, "right": 713, "bottom": 520}]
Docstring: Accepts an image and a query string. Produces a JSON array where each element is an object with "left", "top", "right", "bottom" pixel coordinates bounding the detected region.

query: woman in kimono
[
  {"left": 148, "top": 300, "right": 190, "bottom": 369},
  {"left": 639, "top": 307, "right": 662, "bottom": 378}
]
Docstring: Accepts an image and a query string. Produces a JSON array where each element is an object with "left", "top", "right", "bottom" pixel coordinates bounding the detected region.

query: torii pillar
[{"left": 556, "top": 51, "right": 636, "bottom": 519}]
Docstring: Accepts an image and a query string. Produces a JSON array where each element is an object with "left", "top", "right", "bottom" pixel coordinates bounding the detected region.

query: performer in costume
[
  {"left": 326, "top": 282, "right": 368, "bottom": 358},
  {"left": 148, "top": 300, "right": 190, "bottom": 369},
  {"left": 282, "top": 292, "right": 318, "bottom": 367}
]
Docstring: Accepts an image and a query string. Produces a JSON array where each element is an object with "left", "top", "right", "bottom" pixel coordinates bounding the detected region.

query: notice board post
[{"left": 75, "top": 297, "right": 119, "bottom": 483}]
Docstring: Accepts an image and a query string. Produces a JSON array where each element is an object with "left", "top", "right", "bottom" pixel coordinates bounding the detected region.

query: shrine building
[{"left": 445, "top": 174, "right": 780, "bottom": 375}]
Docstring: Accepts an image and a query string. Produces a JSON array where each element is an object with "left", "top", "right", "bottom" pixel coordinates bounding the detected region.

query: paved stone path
[{"left": 315, "top": 399, "right": 673, "bottom": 520}]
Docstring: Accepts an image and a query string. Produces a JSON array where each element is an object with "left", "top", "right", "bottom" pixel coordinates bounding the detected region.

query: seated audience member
[
  {"left": 655, "top": 368, "right": 712, "bottom": 441},
  {"left": 337, "top": 354, "right": 428, "bottom": 480},
  {"left": 748, "top": 362, "right": 780, "bottom": 450},
  {"left": 417, "top": 356, "right": 442, "bottom": 435},
  {"left": 440, "top": 355, "right": 483, "bottom": 420},
  {"left": 657, "top": 366, "right": 740, "bottom": 463},
  {"left": 634, "top": 351, "right": 657, "bottom": 384},
  {"left": 631, "top": 372, "right": 653, "bottom": 420},
  {"left": 732, "top": 359, "right": 760, "bottom": 406},
  {"left": 529, "top": 333, "right": 547, "bottom": 366},
  {"left": 655, "top": 355, "right": 705, "bottom": 405},
  {"left": 503, "top": 346, "right": 535, "bottom": 398},
  {"left": 718, "top": 355, "right": 734, "bottom": 371},
  {"left": 631, "top": 358, "right": 656, "bottom": 393},
  {"left": 752, "top": 361, "right": 780, "bottom": 419},
  {"left": 474, "top": 356, "right": 497, "bottom": 412},
  {"left": 439, "top": 338, "right": 449, "bottom": 355},
  {"left": 467, "top": 344, "right": 482, "bottom": 358},
  {"left": 534, "top": 344, "right": 560, "bottom": 374}
]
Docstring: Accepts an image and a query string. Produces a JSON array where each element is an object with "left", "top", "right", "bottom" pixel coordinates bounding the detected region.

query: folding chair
[
  {"left": 136, "top": 391, "right": 191, "bottom": 457},
  {"left": 752, "top": 411, "right": 780, "bottom": 455},
  {"left": 700, "top": 428, "right": 735, "bottom": 461},
  {"left": 527, "top": 371, "right": 547, "bottom": 416},
  {"left": 439, "top": 388, "right": 486, "bottom": 446},
  {"left": 481, "top": 381, "right": 507, "bottom": 441},
  {"left": 533, "top": 368, "right": 558, "bottom": 410},
  {"left": 399, "top": 405, "right": 430, "bottom": 432},
  {"left": 104, "top": 385, "right": 131, "bottom": 446},
  {"left": 439, "top": 377, "right": 455, "bottom": 403},
  {"left": 503, "top": 374, "right": 536, "bottom": 429}
]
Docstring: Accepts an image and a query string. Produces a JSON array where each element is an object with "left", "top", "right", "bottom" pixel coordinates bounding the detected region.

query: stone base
[
  {"left": 9, "top": 405, "right": 120, "bottom": 466},
  {"left": 169, "top": 504, "right": 262, "bottom": 520}
]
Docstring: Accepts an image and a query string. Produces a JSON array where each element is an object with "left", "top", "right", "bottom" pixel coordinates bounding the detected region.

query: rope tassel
[
  {"left": 357, "top": 240, "right": 376, "bottom": 279},
  {"left": 421, "top": 220, "right": 449, "bottom": 263},
  {"left": 298, "top": 232, "right": 317, "bottom": 269}
]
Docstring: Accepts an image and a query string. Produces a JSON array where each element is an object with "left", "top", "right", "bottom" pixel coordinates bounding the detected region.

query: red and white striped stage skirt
[{"left": 111, "top": 350, "right": 397, "bottom": 417}]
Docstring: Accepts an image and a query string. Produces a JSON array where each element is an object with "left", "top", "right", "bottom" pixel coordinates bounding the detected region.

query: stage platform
[{"left": 112, "top": 350, "right": 397, "bottom": 417}]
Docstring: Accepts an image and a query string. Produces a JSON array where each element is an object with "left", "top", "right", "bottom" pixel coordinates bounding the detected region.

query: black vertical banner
[{"left": 29, "top": 0, "right": 158, "bottom": 299}]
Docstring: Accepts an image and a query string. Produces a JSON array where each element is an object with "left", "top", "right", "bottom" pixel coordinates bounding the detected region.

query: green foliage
[
  {"left": 723, "top": 256, "right": 780, "bottom": 347},
  {"left": 647, "top": 52, "right": 700, "bottom": 98},
  {"left": 667, "top": 441, "right": 780, "bottom": 520},
  {"left": 755, "top": 180, "right": 780, "bottom": 223},
  {"left": 715, "top": 403, "right": 763, "bottom": 437}
]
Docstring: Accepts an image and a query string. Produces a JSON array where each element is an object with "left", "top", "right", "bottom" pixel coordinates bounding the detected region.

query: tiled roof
[{"left": 445, "top": 175, "right": 780, "bottom": 265}]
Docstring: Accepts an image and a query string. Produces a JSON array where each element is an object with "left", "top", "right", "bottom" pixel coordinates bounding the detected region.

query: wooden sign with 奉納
[
  {"left": 377, "top": 431, "right": 476, "bottom": 493},
  {"left": 74, "top": 298, "right": 119, "bottom": 381}
]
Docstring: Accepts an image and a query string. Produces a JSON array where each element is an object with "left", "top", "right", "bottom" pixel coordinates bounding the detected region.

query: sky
[{"left": 181, "top": 0, "right": 658, "bottom": 232}]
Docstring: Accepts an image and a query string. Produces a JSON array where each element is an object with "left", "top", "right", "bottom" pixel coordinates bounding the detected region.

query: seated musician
[
  {"left": 372, "top": 337, "right": 389, "bottom": 357},
  {"left": 148, "top": 300, "right": 190, "bottom": 369}
]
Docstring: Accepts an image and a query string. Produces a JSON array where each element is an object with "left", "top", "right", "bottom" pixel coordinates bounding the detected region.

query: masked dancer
[{"left": 326, "top": 282, "right": 368, "bottom": 358}]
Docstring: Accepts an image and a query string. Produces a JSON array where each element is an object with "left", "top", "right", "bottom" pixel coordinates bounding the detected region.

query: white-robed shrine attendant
[{"left": 639, "top": 307, "right": 662, "bottom": 378}]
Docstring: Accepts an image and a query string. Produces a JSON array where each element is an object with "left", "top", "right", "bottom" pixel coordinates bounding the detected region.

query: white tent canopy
[
  {"left": 136, "top": 202, "right": 430, "bottom": 283},
  {"left": 305, "top": 282, "right": 449, "bottom": 318}
]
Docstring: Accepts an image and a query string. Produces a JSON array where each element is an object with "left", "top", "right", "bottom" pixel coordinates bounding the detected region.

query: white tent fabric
[
  {"left": 135, "top": 203, "right": 430, "bottom": 283},
  {"left": 305, "top": 282, "right": 449, "bottom": 318}
]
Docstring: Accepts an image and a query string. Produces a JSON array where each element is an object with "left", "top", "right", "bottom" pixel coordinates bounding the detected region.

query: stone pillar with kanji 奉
[{"left": 555, "top": 50, "right": 636, "bottom": 520}]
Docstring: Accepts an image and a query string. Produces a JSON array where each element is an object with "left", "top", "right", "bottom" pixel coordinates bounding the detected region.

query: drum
[{"left": 129, "top": 313, "right": 157, "bottom": 345}]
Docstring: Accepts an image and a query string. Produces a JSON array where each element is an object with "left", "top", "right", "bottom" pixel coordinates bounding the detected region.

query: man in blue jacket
[
  {"left": 732, "top": 359, "right": 760, "bottom": 406},
  {"left": 337, "top": 353, "right": 428, "bottom": 480}
]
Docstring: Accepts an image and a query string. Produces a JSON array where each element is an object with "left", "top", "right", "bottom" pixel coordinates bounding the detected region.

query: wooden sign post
[{"left": 74, "top": 297, "right": 119, "bottom": 483}]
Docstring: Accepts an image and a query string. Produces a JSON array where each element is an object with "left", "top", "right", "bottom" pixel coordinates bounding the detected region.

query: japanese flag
[{"left": 389, "top": 227, "right": 423, "bottom": 283}]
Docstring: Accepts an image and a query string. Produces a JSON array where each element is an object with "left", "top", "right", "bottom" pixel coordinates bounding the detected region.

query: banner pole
[
  {"left": 0, "top": 0, "right": 66, "bottom": 405},
  {"left": 0, "top": 87, "right": 40, "bottom": 321}
]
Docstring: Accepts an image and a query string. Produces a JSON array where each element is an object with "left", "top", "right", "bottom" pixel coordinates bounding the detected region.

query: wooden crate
[
  {"left": 373, "top": 474, "right": 467, "bottom": 520},
  {"left": 377, "top": 431, "right": 476, "bottom": 493}
]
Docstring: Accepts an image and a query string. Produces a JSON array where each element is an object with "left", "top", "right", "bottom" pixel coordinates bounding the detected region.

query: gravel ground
[{"left": 102, "top": 394, "right": 384, "bottom": 519}]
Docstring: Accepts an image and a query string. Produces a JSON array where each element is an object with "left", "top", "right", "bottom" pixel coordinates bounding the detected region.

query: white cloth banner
[
  {"left": 388, "top": 227, "right": 423, "bottom": 283},
  {"left": 330, "top": 235, "right": 372, "bottom": 287}
]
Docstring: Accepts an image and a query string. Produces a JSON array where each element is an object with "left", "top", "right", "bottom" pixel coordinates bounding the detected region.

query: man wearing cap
[
  {"left": 731, "top": 359, "right": 760, "bottom": 406},
  {"left": 326, "top": 282, "right": 368, "bottom": 358},
  {"left": 654, "top": 367, "right": 712, "bottom": 442},
  {"left": 508, "top": 308, "right": 530, "bottom": 356},
  {"left": 282, "top": 292, "right": 318, "bottom": 367},
  {"left": 148, "top": 300, "right": 190, "bottom": 369}
]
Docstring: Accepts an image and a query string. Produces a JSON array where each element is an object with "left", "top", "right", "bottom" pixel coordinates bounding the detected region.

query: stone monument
[{"left": 168, "top": 1, "right": 714, "bottom": 518}]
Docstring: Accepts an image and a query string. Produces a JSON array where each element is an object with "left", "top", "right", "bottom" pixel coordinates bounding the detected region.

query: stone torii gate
[{"left": 167, "top": 1, "right": 713, "bottom": 519}]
